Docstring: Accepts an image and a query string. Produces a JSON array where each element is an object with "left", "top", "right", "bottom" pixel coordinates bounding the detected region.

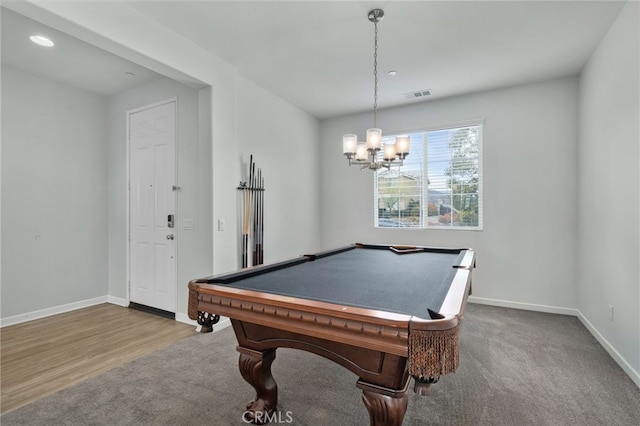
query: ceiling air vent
[{"left": 404, "top": 89, "right": 431, "bottom": 99}]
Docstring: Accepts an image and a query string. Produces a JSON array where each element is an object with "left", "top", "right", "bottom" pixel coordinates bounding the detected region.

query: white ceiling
[
  {"left": 0, "top": 8, "right": 165, "bottom": 96},
  {"left": 2, "top": 1, "right": 626, "bottom": 119}
]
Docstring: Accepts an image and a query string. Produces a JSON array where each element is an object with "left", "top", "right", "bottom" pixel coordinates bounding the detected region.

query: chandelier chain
[
  {"left": 373, "top": 19, "right": 378, "bottom": 129},
  {"left": 342, "top": 9, "right": 409, "bottom": 172}
]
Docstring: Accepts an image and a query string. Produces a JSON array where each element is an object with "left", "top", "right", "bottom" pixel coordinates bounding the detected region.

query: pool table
[{"left": 188, "top": 243, "right": 475, "bottom": 425}]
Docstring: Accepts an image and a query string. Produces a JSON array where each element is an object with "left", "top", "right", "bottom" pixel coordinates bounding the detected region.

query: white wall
[
  {"left": 4, "top": 0, "right": 242, "bottom": 278},
  {"left": 107, "top": 78, "right": 212, "bottom": 317},
  {"left": 1, "top": 65, "right": 108, "bottom": 318},
  {"left": 236, "top": 77, "right": 321, "bottom": 262},
  {"left": 578, "top": 1, "right": 639, "bottom": 381},
  {"left": 320, "top": 77, "right": 580, "bottom": 311},
  {"left": 1, "top": 2, "right": 320, "bottom": 323}
]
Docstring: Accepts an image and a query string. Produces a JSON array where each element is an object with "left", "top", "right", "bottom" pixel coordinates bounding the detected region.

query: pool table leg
[
  {"left": 357, "top": 379, "right": 409, "bottom": 426},
  {"left": 237, "top": 346, "right": 278, "bottom": 425},
  {"left": 196, "top": 311, "right": 220, "bottom": 333}
]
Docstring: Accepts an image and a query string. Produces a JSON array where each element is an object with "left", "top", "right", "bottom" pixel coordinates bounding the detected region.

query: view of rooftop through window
[{"left": 375, "top": 123, "right": 483, "bottom": 229}]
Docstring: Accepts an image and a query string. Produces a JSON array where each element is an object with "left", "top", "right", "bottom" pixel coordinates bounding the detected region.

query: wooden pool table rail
[{"left": 189, "top": 282, "right": 413, "bottom": 356}]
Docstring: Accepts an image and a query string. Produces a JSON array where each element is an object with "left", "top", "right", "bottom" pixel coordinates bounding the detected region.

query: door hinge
[{"left": 172, "top": 185, "right": 181, "bottom": 192}]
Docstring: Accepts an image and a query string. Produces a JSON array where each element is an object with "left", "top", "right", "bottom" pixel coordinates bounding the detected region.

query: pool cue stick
[
  {"left": 252, "top": 163, "right": 259, "bottom": 266},
  {"left": 249, "top": 159, "right": 255, "bottom": 265},
  {"left": 242, "top": 156, "right": 253, "bottom": 268},
  {"left": 254, "top": 169, "right": 261, "bottom": 265},
  {"left": 258, "top": 172, "right": 264, "bottom": 264},
  {"left": 252, "top": 168, "right": 257, "bottom": 266},
  {"left": 242, "top": 194, "right": 248, "bottom": 268}
]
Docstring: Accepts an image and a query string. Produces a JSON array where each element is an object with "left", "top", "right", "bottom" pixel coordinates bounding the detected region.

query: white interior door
[{"left": 128, "top": 100, "right": 177, "bottom": 313}]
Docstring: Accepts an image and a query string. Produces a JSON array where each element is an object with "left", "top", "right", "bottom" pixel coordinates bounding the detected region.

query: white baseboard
[
  {"left": 175, "top": 312, "right": 198, "bottom": 328},
  {"left": 469, "top": 296, "right": 578, "bottom": 316},
  {"left": 1, "top": 296, "right": 232, "bottom": 332},
  {"left": 107, "top": 295, "right": 129, "bottom": 307},
  {"left": 209, "top": 316, "right": 231, "bottom": 333},
  {"left": 0, "top": 296, "right": 109, "bottom": 328},
  {"left": 576, "top": 310, "right": 640, "bottom": 388}
]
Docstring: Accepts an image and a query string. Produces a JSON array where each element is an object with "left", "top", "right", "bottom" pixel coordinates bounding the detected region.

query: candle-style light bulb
[
  {"left": 355, "top": 142, "right": 368, "bottom": 161},
  {"left": 395, "top": 135, "right": 410, "bottom": 159},
  {"left": 343, "top": 134, "right": 357, "bottom": 156},
  {"left": 366, "top": 128, "right": 382, "bottom": 151},
  {"left": 383, "top": 143, "right": 397, "bottom": 161}
]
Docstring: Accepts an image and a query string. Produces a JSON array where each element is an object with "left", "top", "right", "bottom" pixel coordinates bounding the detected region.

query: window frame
[{"left": 374, "top": 119, "right": 484, "bottom": 231}]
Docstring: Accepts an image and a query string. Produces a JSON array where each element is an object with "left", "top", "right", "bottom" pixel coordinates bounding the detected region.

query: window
[{"left": 375, "top": 122, "right": 483, "bottom": 230}]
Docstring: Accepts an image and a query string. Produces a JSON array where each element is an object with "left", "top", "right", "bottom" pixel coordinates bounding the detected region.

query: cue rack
[{"left": 237, "top": 155, "right": 265, "bottom": 268}]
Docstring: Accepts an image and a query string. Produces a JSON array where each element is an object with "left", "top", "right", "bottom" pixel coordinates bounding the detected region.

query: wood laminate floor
[{"left": 0, "top": 303, "right": 195, "bottom": 414}]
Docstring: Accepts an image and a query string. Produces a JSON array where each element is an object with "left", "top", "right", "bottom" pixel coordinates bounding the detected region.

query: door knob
[{"left": 166, "top": 234, "right": 174, "bottom": 240}]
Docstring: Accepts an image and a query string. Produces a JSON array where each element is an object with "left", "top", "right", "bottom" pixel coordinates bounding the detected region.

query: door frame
[{"left": 125, "top": 97, "right": 178, "bottom": 310}]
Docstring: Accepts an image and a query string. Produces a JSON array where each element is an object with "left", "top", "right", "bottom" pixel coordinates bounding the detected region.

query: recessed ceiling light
[
  {"left": 388, "top": 70, "right": 397, "bottom": 76},
  {"left": 30, "top": 35, "right": 54, "bottom": 47}
]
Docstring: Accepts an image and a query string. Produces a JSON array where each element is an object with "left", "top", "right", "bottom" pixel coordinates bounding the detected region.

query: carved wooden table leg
[
  {"left": 237, "top": 346, "right": 278, "bottom": 425},
  {"left": 357, "top": 379, "right": 409, "bottom": 426}
]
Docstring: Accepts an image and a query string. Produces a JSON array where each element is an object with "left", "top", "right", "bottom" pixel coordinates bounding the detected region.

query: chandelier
[{"left": 342, "top": 9, "right": 409, "bottom": 171}]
